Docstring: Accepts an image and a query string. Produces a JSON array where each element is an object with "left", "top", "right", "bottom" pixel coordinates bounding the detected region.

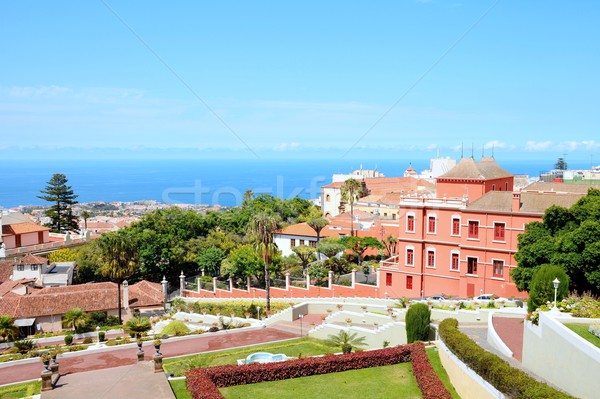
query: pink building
[{"left": 379, "top": 157, "right": 586, "bottom": 299}]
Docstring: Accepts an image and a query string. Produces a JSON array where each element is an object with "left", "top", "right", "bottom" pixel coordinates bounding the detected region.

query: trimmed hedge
[
  {"left": 186, "top": 343, "right": 451, "bottom": 399},
  {"left": 438, "top": 318, "right": 575, "bottom": 399},
  {"left": 406, "top": 303, "right": 431, "bottom": 343}
]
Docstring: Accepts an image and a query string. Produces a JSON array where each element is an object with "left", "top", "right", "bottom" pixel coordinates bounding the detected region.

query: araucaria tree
[
  {"left": 38, "top": 173, "right": 79, "bottom": 232},
  {"left": 97, "top": 230, "right": 139, "bottom": 324},
  {"left": 340, "top": 178, "right": 365, "bottom": 236},
  {"left": 249, "top": 212, "right": 281, "bottom": 312}
]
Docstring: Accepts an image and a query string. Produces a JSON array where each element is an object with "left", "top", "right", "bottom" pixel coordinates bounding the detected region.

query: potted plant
[
  {"left": 345, "top": 318, "right": 352, "bottom": 326},
  {"left": 361, "top": 305, "right": 367, "bottom": 312},
  {"left": 202, "top": 308, "right": 208, "bottom": 316},
  {"left": 153, "top": 338, "right": 162, "bottom": 356},
  {"left": 244, "top": 312, "right": 251, "bottom": 319},
  {"left": 136, "top": 338, "right": 143, "bottom": 351},
  {"left": 336, "top": 304, "right": 343, "bottom": 311},
  {"left": 41, "top": 353, "right": 52, "bottom": 371}
]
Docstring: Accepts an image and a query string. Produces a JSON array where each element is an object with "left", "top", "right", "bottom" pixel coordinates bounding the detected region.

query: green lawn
[
  {"left": 163, "top": 338, "right": 337, "bottom": 376},
  {"left": 169, "top": 380, "right": 192, "bottom": 399},
  {"left": 220, "top": 363, "right": 421, "bottom": 399},
  {"left": 564, "top": 323, "right": 600, "bottom": 349},
  {"left": 426, "top": 347, "right": 461, "bottom": 399},
  {"left": 0, "top": 380, "right": 41, "bottom": 399}
]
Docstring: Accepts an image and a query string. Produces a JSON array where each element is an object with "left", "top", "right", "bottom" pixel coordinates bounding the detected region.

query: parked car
[
  {"left": 474, "top": 294, "right": 508, "bottom": 302},
  {"left": 428, "top": 295, "right": 449, "bottom": 301}
]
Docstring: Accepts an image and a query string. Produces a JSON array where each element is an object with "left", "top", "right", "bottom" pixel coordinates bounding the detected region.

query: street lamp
[
  {"left": 257, "top": 306, "right": 261, "bottom": 321},
  {"left": 553, "top": 278, "right": 560, "bottom": 309},
  {"left": 299, "top": 314, "right": 304, "bottom": 337},
  {"left": 96, "top": 326, "right": 100, "bottom": 345}
]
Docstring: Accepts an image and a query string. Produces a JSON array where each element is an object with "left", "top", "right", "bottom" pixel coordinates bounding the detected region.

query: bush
[
  {"left": 186, "top": 343, "right": 450, "bottom": 399},
  {"left": 82, "top": 337, "right": 93, "bottom": 344},
  {"left": 208, "top": 326, "right": 219, "bottom": 333},
  {"left": 406, "top": 303, "right": 431, "bottom": 343},
  {"left": 528, "top": 264, "right": 570, "bottom": 312},
  {"left": 98, "top": 331, "right": 106, "bottom": 342},
  {"left": 160, "top": 320, "right": 191, "bottom": 336},
  {"left": 439, "top": 318, "right": 575, "bottom": 399},
  {"left": 13, "top": 340, "right": 35, "bottom": 354},
  {"left": 64, "top": 335, "right": 73, "bottom": 345}
]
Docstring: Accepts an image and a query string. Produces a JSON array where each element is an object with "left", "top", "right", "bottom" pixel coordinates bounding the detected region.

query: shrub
[
  {"left": 160, "top": 320, "right": 191, "bottom": 336},
  {"left": 439, "top": 318, "right": 575, "bottom": 399},
  {"left": 82, "top": 337, "right": 93, "bottom": 344},
  {"left": 528, "top": 264, "right": 569, "bottom": 312},
  {"left": 208, "top": 326, "right": 219, "bottom": 333},
  {"left": 124, "top": 316, "right": 152, "bottom": 338},
  {"left": 98, "top": 331, "right": 106, "bottom": 342},
  {"left": 406, "top": 303, "right": 431, "bottom": 343},
  {"left": 64, "top": 335, "right": 73, "bottom": 345},
  {"left": 13, "top": 340, "right": 35, "bottom": 354},
  {"left": 186, "top": 343, "right": 450, "bottom": 399}
]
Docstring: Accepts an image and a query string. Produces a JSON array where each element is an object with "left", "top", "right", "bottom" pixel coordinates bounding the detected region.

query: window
[
  {"left": 290, "top": 239, "right": 296, "bottom": 247},
  {"left": 427, "top": 250, "right": 435, "bottom": 268},
  {"left": 17, "top": 265, "right": 24, "bottom": 271},
  {"left": 299, "top": 240, "right": 305, "bottom": 246},
  {"left": 386, "top": 273, "right": 392, "bottom": 286},
  {"left": 326, "top": 194, "right": 331, "bottom": 202},
  {"left": 406, "top": 215, "right": 415, "bottom": 232},
  {"left": 505, "top": 182, "right": 509, "bottom": 191},
  {"left": 494, "top": 223, "right": 505, "bottom": 241},
  {"left": 406, "top": 275, "right": 413, "bottom": 290},
  {"left": 428, "top": 216, "right": 436, "bottom": 233},
  {"left": 467, "top": 257, "right": 478, "bottom": 274},
  {"left": 468, "top": 221, "right": 479, "bottom": 239},
  {"left": 406, "top": 248, "right": 414, "bottom": 266},
  {"left": 309, "top": 241, "right": 317, "bottom": 248},
  {"left": 452, "top": 218, "right": 460, "bottom": 235},
  {"left": 31, "top": 265, "right": 38, "bottom": 271},
  {"left": 392, "top": 213, "right": 396, "bottom": 220},
  {"left": 451, "top": 253, "right": 459, "bottom": 271},
  {"left": 492, "top": 184, "right": 496, "bottom": 191},
  {"left": 493, "top": 260, "right": 504, "bottom": 277}
]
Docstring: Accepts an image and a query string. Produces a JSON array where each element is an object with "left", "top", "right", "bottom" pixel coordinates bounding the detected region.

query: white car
[{"left": 474, "top": 294, "right": 508, "bottom": 302}]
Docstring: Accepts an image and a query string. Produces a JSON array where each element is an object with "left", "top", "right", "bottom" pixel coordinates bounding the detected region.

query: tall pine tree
[{"left": 38, "top": 173, "right": 79, "bottom": 232}]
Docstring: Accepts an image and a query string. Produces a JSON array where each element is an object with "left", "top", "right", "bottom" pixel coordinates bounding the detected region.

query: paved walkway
[
  {"left": 42, "top": 361, "right": 174, "bottom": 399},
  {"left": 492, "top": 316, "right": 524, "bottom": 361},
  {"left": 0, "top": 326, "right": 298, "bottom": 386}
]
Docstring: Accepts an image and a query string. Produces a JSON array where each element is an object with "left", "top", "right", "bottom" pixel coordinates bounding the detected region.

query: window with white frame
[
  {"left": 450, "top": 251, "right": 460, "bottom": 271},
  {"left": 406, "top": 213, "right": 415, "bottom": 232},
  {"left": 426, "top": 249, "right": 435, "bottom": 268},
  {"left": 451, "top": 216, "right": 461, "bottom": 236},
  {"left": 406, "top": 247, "right": 414, "bottom": 266},
  {"left": 427, "top": 214, "right": 437, "bottom": 234},
  {"left": 493, "top": 260, "right": 504, "bottom": 277}
]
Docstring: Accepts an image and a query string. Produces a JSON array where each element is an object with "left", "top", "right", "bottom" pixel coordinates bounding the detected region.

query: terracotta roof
[
  {"left": 466, "top": 191, "right": 585, "bottom": 214},
  {"left": 3, "top": 222, "right": 50, "bottom": 235},
  {"left": 439, "top": 157, "right": 512, "bottom": 180},
  {"left": 322, "top": 182, "right": 345, "bottom": 189},
  {"left": 0, "top": 280, "right": 163, "bottom": 318},
  {"left": 0, "top": 261, "right": 14, "bottom": 283},
  {"left": 0, "top": 278, "right": 37, "bottom": 297},
  {"left": 364, "top": 177, "right": 434, "bottom": 196},
  {"left": 276, "top": 222, "right": 338, "bottom": 238},
  {"left": 523, "top": 182, "right": 600, "bottom": 194},
  {"left": 19, "top": 254, "right": 47, "bottom": 265}
]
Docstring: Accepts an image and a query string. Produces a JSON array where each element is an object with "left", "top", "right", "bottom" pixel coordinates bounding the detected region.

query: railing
[
  {"left": 233, "top": 278, "right": 248, "bottom": 290},
  {"left": 380, "top": 255, "right": 401, "bottom": 269},
  {"left": 272, "top": 278, "right": 287, "bottom": 289},
  {"left": 215, "top": 279, "right": 229, "bottom": 291},
  {"left": 289, "top": 277, "right": 307, "bottom": 289},
  {"left": 185, "top": 277, "right": 199, "bottom": 291},
  {"left": 4, "top": 238, "right": 88, "bottom": 256},
  {"left": 200, "top": 280, "right": 214, "bottom": 291}
]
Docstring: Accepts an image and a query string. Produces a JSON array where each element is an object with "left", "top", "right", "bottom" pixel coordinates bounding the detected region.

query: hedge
[
  {"left": 186, "top": 343, "right": 450, "bottom": 399},
  {"left": 438, "top": 318, "right": 575, "bottom": 399}
]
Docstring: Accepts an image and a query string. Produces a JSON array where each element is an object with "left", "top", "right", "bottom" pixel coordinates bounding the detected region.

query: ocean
[{"left": 0, "top": 158, "right": 590, "bottom": 209}]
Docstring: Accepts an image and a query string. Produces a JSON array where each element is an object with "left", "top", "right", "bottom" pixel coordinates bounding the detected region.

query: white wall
[{"left": 522, "top": 311, "right": 600, "bottom": 399}]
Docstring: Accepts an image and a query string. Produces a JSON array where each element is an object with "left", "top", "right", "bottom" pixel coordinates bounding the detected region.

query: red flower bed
[{"left": 186, "top": 343, "right": 451, "bottom": 399}]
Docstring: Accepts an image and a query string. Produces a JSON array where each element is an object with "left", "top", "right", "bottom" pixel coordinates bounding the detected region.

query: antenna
[
  {"left": 481, "top": 145, "right": 484, "bottom": 159},
  {"left": 492, "top": 144, "right": 495, "bottom": 158},
  {"left": 471, "top": 143, "right": 474, "bottom": 158},
  {"left": 461, "top": 143, "right": 464, "bottom": 159}
]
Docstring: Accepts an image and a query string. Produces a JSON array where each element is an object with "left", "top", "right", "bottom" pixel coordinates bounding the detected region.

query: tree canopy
[
  {"left": 340, "top": 179, "right": 366, "bottom": 236},
  {"left": 38, "top": 173, "right": 79, "bottom": 232},
  {"left": 512, "top": 188, "right": 600, "bottom": 295},
  {"left": 339, "top": 236, "right": 383, "bottom": 265}
]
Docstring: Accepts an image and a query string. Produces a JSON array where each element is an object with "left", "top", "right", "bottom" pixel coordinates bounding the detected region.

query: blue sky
[{"left": 1, "top": 1, "right": 599, "bottom": 162}]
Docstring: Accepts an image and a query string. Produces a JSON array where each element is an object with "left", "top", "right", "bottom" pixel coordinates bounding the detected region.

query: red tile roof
[
  {"left": 0, "top": 280, "right": 164, "bottom": 318},
  {"left": 4, "top": 222, "right": 50, "bottom": 235},
  {"left": 0, "top": 261, "right": 14, "bottom": 283},
  {"left": 19, "top": 254, "right": 48, "bottom": 265}
]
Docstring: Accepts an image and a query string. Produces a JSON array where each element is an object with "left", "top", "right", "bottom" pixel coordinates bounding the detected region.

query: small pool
[{"left": 243, "top": 352, "right": 289, "bottom": 364}]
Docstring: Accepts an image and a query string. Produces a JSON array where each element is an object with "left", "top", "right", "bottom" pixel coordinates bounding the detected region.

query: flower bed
[
  {"left": 186, "top": 343, "right": 450, "bottom": 399},
  {"left": 439, "top": 318, "right": 575, "bottom": 399}
]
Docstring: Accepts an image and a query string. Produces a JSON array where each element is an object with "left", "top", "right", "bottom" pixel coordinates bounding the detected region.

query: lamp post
[
  {"left": 299, "top": 314, "right": 304, "bottom": 337},
  {"left": 553, "top": 278, "right": 560, "bottom": 309},
  {"left": 257, "top": 306, "right": 261, "bottom": 321},
  {"left": 96, "top": 326, "right": 100, "bottom": 345}
]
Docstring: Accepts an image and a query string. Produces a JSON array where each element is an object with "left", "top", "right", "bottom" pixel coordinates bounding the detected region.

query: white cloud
[
  {"left": 426, "top": 144, "right": 438, "bottom": 151},
  {"left": 273, "top": 142, "right": 301, "bottom": 152},
  {"left": 524, "top": 140, "right": 553, "bottom": 152},
  {"left": 483, "top": 140, "right": 506, "bottom": 149},
  {"left": 8, "top": 85, "right": 72, "bottom": 98}
]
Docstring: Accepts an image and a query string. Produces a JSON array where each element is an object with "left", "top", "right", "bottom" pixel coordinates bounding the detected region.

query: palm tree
[
  {"left": 62, "top": 308, "right": 90, "bottom": 333},
  {"left": 124, "top": 316, "right": 152, "bottom": 339},
  {"left": 80, "top": 210, "right": 90, "bottom": 231},
  {"left": 0, "top": 315, "right": 19, "bottom": 342},
  {"left": 325, "top": 330, "right": 367, "bottom": 354},
  {"left": 97, "top": 230, "right": 139, "bottom": 324},
  {"left": 249, "top": 212, "right": 282, "bottom": 312},
  {"left": 307, "top": 217, "right": 329, "bottom": 243},
  {"left": 382, "top": 234, "right": 398, "bottom": 258},
  {"left": 340, "top": 178, "right": 364, "bottom": 237}
]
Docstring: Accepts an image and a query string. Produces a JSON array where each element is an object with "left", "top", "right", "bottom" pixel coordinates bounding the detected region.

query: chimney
[
  {"left": 512, "top": 192, "right": 521, "bottom": 212},
  {"left": 123, "top": 280, "right": 129, "bottom": 310}
]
